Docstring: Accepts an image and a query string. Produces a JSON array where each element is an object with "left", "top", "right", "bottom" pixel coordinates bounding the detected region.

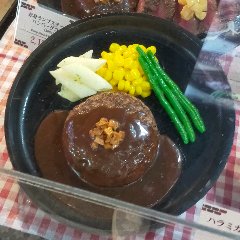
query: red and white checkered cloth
[{"left": 0, "top": 22, "right": 240, "bottom": 240}]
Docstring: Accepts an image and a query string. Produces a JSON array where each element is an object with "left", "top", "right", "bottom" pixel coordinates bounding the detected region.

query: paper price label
[
  {"left": 14, "top": 0, "right": 76, "bottom": 51},
  {"left": 194, "top": 203, "right": 240, "bottom": 240}
]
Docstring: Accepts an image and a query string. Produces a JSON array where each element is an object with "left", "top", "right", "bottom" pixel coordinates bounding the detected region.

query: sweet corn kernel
[
  {"left": 181, "top": 5, "right": 194, "bottom": 21},
  {"left": 123, "top": 50, "right": 131, "bottom": 58},
  {"left": 107, "top": 59, "right": 116, "bottom": 71},
  {"left": 115, "top": 55, "right": 124, "bottom": 67},
  {"left": 142, "top": 81, "right": 151, "bottom": 91},
  {"left": 147, "top": 46, "right": 157, "bottom": 54},
  {"left": 141, "top": 90, "right": 151, "bottom": 98},
  {"left": 104, "top": 69, "right": 113, "bottom": 81},
  {"left": 120, "top": 45, "right": 127, "bottom": 51},
  {"left": 129, "top": 85, "right": 135, "bottom": 95},
  {"left": 131, "top": 53, "right": 138, "bottom": 60},
  {"left": 138, "top": 65, "right": 145, "bottom": 75},
  {"left": 178, "top": 0, "right": 187, "bottom": 4},
  {"left": 132, "top": 61, "right": 139, "bottom": 69},
  {"left": 129, "top": 71, "right": 136, "bottom": 82},
  {"left": 134, "top": 60, "right": 141, "bottom": 68},
  {"left": 110, "top": 79, "right": 118, "bottom": 86},
  {"left": 186, "top": 0, "right": 196, "bottom": 7},
  {"left": 124, "top": 58, "right": 134, "bottom": 69},
  {"left": 138, "top": 77, "right": 144, "bottom": 84},
  {"left": 135, "top": 86, "right": 143, "bottom": 95},
  {"left": 101, "top": 51, "right": 108, "bottom": 59},
  {"left": 132, "top": 79, "right": 141, "bottom": 86},
  {"left": 109, "top": 43, "right": 120, "bottom": 53},
  {"left": 113, "top": 68, "right": 124, "bottom": 82},
  {"left": 118, "top": 80, "right": 125, "bottom": 91},
  {"left": 127, "top": 46, "right": 136, "bottom": 54},
  {"left": 125, "top": 71, "right": 132, "bottom": 82},
  {"left": 124, "top": 81, "right": 131, "bottom": 92},
  {"left": 115, "top": 50, "right": 123, "bottom": 56},
  {"left": 195, "top": 11, "right": 207, "bottom": 20},
  {"left": 116, "top": 49, "right": 123, "bottom": 55},
  {"left": 130, "top": 69, "right": 141, "bottom": 79},
  {"left": 97, "top": 66, "right": 107, "bottom": 77},
  {"left": 127, "top": 45, "right": 134, "bottom": 50},
  {"left": 101, "top": 51, "right": 113, "bottom": 60}
]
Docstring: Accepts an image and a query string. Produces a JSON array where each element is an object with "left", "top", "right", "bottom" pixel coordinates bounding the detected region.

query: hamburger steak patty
[{"left": 62, "top": 91, "right": 160, "bottom": 187}]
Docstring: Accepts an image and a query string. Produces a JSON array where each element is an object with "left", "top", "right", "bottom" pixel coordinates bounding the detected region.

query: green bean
[
  {"left": 147, "top": 51, "right": 206, "bottom": 133},
  {"left": 139, "top": 56, "right": 189, "bottom": 144},
  {"left": 175, "top": 94, "right": 205, "bottom": 133},
  {"left": 137, "top": 47, "right": 195, "bottom": 143}
]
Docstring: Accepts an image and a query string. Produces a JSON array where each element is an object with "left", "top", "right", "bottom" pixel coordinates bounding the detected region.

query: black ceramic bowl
[{"left": 4, "top": 13, "right": 235, "bottom": 233}]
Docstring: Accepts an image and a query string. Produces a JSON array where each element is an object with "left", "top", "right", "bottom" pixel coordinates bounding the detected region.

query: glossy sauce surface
[
  {"left": 35, "top": 111, "right": 182, "bottom": 207},
  {"left": 63, "top": 106, "right": 160, "bottom": 187},
  {"left": 61, "top": 0, "right": 138, "bottom": 18}
]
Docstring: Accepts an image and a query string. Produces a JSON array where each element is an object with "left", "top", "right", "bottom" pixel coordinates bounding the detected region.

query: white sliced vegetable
[
  {"left": 57, "top": 56, "right": 78, "bottom": 68},
  {"left": 57, "top": 57, "right": 106, "bottom": 72},
  {"left": 61, "top": 63, "right": 112, "bottom": 91},
  {"left": 50, "top": 69, "right": 96, "bottom": 99},
  {"left": 80, "top": 50, "right": 93, "bottom": 58},
  {"left": 54, "top": 68, "right": 78, "bottom": 85},
  {"left": 58, "top": 86, "right": 80, "bottom": 102}
]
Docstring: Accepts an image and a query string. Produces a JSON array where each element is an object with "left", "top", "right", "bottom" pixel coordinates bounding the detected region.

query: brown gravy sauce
[
  {"left": 35, "top": 111, "right": 181, "bottom": 209},
  {"left": 63, "top": 106, "right": 160, "bottom": 187}
]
